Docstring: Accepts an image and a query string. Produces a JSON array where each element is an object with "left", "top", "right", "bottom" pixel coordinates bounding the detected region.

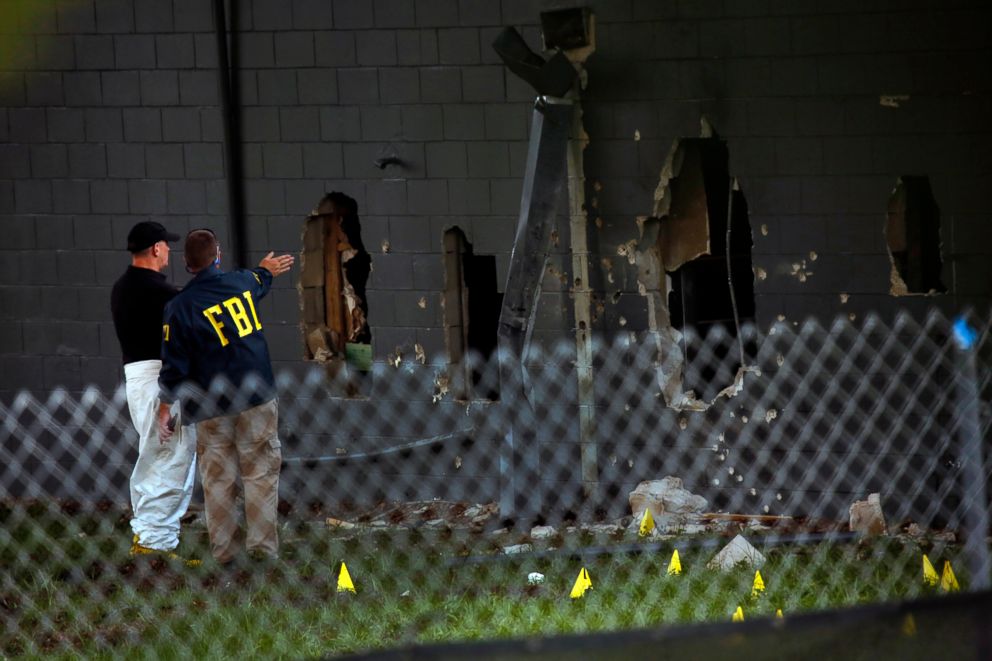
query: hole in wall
[
  {"left": 300, "top": 192, "right": 372, "bottom": 368},
  {"left": 886, "top": 176, "right": 946, "bottom": 296},
  {"left": 656, "top": 137, "right": 756, "bottom": 403},
  {"left": 443, "top": 227, "right": 502, "bottom": 400}
]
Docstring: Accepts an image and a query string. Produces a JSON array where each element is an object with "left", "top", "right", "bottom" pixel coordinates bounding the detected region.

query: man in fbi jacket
[{"left": 157, "top": 229, "right": 294, "bottom": 563}]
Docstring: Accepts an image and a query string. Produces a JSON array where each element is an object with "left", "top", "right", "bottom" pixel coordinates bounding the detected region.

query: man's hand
[
  {"left": 259, "top": 251, "right": 295, "bottom": 277},
  {"left": 158, "top": 401, "right": 175, "bottom": 443}
]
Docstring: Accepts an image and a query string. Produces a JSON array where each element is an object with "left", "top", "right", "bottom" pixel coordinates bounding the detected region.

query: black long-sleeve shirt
[{"left": 111, "top": 265, "right": 179, "bottom": 365}]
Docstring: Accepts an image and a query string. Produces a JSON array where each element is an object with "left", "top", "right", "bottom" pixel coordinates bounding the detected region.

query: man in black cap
[{"left": 111, "top": 221, "right": 198, "bottom": 557}]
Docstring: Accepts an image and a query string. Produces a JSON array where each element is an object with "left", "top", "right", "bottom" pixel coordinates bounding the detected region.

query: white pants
[{"left": 124, "top": 360, "right": 197, "bottom": 551}]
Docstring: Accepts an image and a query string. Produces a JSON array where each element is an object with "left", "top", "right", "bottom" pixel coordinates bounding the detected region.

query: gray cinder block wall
[{"left": 1, "top": 0, "right": 990, "bottom": 514}]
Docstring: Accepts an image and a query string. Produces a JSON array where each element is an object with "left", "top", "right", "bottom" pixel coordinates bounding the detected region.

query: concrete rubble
[
  {"left": 849, "top": 493, "right": 887, "bottom": 536},
  {"left": 628, "top": 476, "right": 708, "bottom": 534},
  {"left": 707, "top": 534, "right": 766, "bottom": 570}
]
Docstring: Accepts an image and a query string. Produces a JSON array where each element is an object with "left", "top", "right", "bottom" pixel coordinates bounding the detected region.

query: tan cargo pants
[{"left": 196, "top": 399, "right": 281, "bottom": 563}]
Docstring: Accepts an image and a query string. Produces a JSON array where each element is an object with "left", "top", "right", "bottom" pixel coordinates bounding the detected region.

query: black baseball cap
[{"left": 127, "top": 221, "right": 181, "bottom": 253}]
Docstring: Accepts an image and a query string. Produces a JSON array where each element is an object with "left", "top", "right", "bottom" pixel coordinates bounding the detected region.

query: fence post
[{"left": 952, "top": 316, "right": 991, "bottom": 590}]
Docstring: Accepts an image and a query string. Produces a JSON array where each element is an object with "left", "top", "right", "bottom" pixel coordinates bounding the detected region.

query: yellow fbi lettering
[{"left": 202, "top": 291, "right": 263, "bottom": 347}]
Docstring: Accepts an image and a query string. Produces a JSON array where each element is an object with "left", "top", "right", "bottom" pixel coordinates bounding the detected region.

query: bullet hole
[
  {"left": 840, "top": 293, "right": 849, "bottom": 304},
  {"left": 301, "top": 192, "right": 371, "bottom": 367},
  {"left": 886, "top": 176, "right": 946, "bottom": 296},
  {"left": 443, "top": 227, "right": 501, "bottom": 400}
]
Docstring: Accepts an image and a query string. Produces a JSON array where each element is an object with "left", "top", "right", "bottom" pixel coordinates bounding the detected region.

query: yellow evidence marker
[
  {"left": 570, "top": 567, "right": 593, "bottom": 599},
  {"left": 922, "top": 555, "right": 938, "bottom": 587},
  {"left": 902, "top": 613, "right": 917, "bottom": 637},
  {"left": 940, "top": 561, "right": 960, "bottom": 592},
  {"left": 751, "top": 570, "right": 765, "bottom": 598},
  {"left": 732, "top": 606, "right": 745, "bottom": 622},
  {"left": 337, "top": 561, "right": 356, "bottom": 593},
  {"left": 667, "top": 549, "right": 682, "bottom": 576},
  {"left": 638, "top": 509, "right": 655, "bottom": 537},
  {"left": 775, "top": 608, "right": 783, "bottom": 619}
]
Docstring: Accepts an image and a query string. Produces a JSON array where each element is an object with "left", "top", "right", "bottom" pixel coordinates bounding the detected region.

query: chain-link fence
[{"left": 2, "top": 310, "right": 991, "bottom": 657}]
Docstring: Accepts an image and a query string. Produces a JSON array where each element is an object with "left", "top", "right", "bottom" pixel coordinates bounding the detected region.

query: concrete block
[
  {"left": 113, "top": 35, "right": 155, "bottom": 70},
  {"left": 425, "top": 141, "right": 466, "bottom": 178},
  {"left": 484, "top": 103, "right": 528, "bottom": 141},
  {"left": 135, "top": 0, "right": 174, "bottom": 32},
  {"left": 379, "top": 67, "right": 420, "bottom": 104},
  {"left": 0, "top": 182, "right": 12, "bottom": 214},
  {"left": 275, "top": 32, "right": 315, "bottom": 68},
  {"left": 107, "top": 143, "right": 146, "bottom": 178},
  {"left": 173, "top": 0, "right": 214, "bottom": 31},
  {"left": 184, "top": 143, "right": 224, "bottom": 179},
  {"left": 338, "top": 68, "right": 379, "bottom": 105},
  {"left": 128, "top": 180, "right": 167, "bottom": 214},
  {"left": 72, "top": 215, "right": 113, "bottom": 250},
  {"left": 62, "top": 72, "right": 101, "bottom": 106},
  {"left": 333, "top": 0, "right": 374, "bottom": 28},
  {"left": 297, "top": 69, "right": 338, "bottom": 105},
  {"left": 769, "top": 58, "right": 818, "bottom": 97},
  {"left": 263, "top": 143, "right": 303, "bottom": 179},
  {"left": 97, "top": 71, "right": 138, "bottom": 107},
  {"left": 258, "top": 70, "right": 298, "bottom": 105},
  {"left": 43, "top": 355, "right": 83, "bottom": 391},
  {"left": 396, "top": 30, "right": 438, "bottom": 65},
  {"left": 747, "top": 98, "right": 796, "bottom": 136},
  {"left": 388, "top": 215, "right": 433, "bottom": 252},
  {"left": 0, "top": 214, "right": 36, "bottom": 250},
  {"left": 242, "top": 107, "right": 281, "bottom": 142},
  {"left": 8, "top": 109, "right": 45, "bottom": 144},
  {"left": 15, "top": 181, "right": 53, "bottom": 214},
  {"left": 746, "top": 177, "right": 801, "bottom": 216},
  {"left": 239, "top": 32, "right": 275, "bottom": 68},
  {"left": 413, "top": 0, "right": 456, "bottom": 26},
  {"left": 74, "top": 35, "right": 114, "bottom": 69},
  {"left": 489, "top": 180, "right": 522, "bottom": 216},
  {"left": 366, "top": 179, "right": 408, "bottom": 215},
  {"left": 94, "top": 248, "right": 126, "bottom": 285},
  {"left": 302, "top": 143, "right": 345, "bottom": 178},
  {"left": 193, "top": 33, "right": 218, "bottom": 69},
  {"left": 458, "top": 0, "right": 499, "bottom": 25},
  {"left": 293, "top": 0, "right": 335, "bottom": 29},
  {"left": 315, "top": 31, "right": 356, "bottom": 66},
  {"left": 392, "top": 289, "right": 437, "bottom": 325},
  {"left": 145, "top": 144, "right": 185, "bottom": 178},
  {"left": 95, "top": 0, "right": 134, "bottom": 33},
  {"left": 279, "top": 107, "right": 321, "bottom": 142},
  {"left": 206, "top": 180, "right": 229, "bottom": 215},
  {"left": 68, "top": 144, "right": 107, "bottom": 178},
  {"left": 0, "top": 322, "right": 23, "bottom": 354},
  {"left": 411, "top": 252, "right": 444, "bottom": 289},
  {"left": 29, "top": 145, "right": 68, "bottom": 179},
  {"left": 245, "top": 179, "right": 286, "bottom": 215},
  {"left": 140, "top": 70, "right": 179, "bottom": 106},
  {"left": 438, "top": 28, "right": 480, "bottom": 65},
  {"left": 22, "top": 320, "right": 61, "bottom": 354},
  {"left": 52, "top": 180, "right": 91, "bottom": 214},
  {"left": 253, "top": 0, "right": 292, "bottom": 29},
  {"left": 361, "top": 106, "right": 403, "bottom": 140},
  {"left": 167, "top": 180, "right": 207, "bottom": 214},
  {"left": 21, "top": 246, "right": 59, "bottom": 284},
  {"left": 123, "top": 108, "right": 162, "bottom": 142},
  {"left": 179, "top": 70, "right": 218, "bottom": 106},
  {"left": 200, "top": 108, "right": 223, "bottom": 141},
  {"left": 401, "top": 105, "right": 442, "bottom": 140},
  {"left": 83, "top": 109, "right": 122, "bottom": 142},
  {"left": 56, "top": 250, "right": 96, "bottom": 285},
  {"left": 24, "top": 72, "right": 63, "bottom": 106},
  {"left": 356, "top": 30, "right": 398, "bottom": 66},
  {"left": 241, "top": 143, "right": 263, "bottom": 177},
  {"left": 448, "top": 179, "right": 489, "bottom": 216},
  {"left": 442, "top": 103, "right": 483, "bottom": 140},
  {"left": 371, "top": 253, "right": 416, "bottom": 289},
  {"left": 743, "top": 17, "right": 791, "bottom": 57},
  {"left": 407, "top": 180, "right": 448, "bottom": 215},
  {"left": 372, "top": 0, "right": 415, "bottom": 27},
  {"left": 55, "top": 0, "right": 95, "bottom": 32},
  {"left": 34, "top": 35, "right": 76, "bottom": 71},
  {"left": 153, "top": 34, "right": 193, "bottom": 69},
  {"left": 461, "top": 66, "right": 503, "bottom": 102},
  {"left": 420, "top": 67, "right": 460, "bottom": 103},
  {"left": 161, "top": 108, "right": 200, "bottom": 142},
  {"left": 775, "top": 137, "right": 823, "bottom": 176}
]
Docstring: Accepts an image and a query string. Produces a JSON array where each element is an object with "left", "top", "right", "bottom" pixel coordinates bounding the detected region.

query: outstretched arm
[{"left": 258, "top": 251, "right": 294, "bottom": 277}]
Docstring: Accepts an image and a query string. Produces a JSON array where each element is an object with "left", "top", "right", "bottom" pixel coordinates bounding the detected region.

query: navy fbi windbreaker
[{"left": 159, "top": 265, "right": 275, "bottom": 422}]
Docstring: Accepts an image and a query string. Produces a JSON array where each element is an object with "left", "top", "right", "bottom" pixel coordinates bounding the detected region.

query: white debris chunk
[{"left": 707, "top": 534, "right": 767, "bottom": 570}]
